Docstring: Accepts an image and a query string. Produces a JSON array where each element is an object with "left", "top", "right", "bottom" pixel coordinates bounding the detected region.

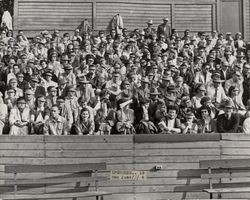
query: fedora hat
[
  {"left": 78, "top": 76, "right": 89, "bottom": 84},
  {"left": 150, "top": 88, "right": 160, "bottom": 95},
  {"left": 223, "top": 99, "right": 234, "bottom": 109}
]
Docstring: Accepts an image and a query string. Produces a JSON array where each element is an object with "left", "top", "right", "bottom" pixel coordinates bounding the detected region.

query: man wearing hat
[
  {"left": 42, "top": 71, "right": 58, "bottom": 92},
  {"left": 136, "top": 77, "right": 150, "bottom": 102},
  {"left": 76, "top": 76, "right": 96, "bottom": 107},
  {"left": 60, "top": 64, "right": 76, "bottom": 87},
  {"left": 217, "top": 99, "right": 240, "bottom": 133},
  {"left": 148, "top": 87, "right": 165, "bottom": 124},
  {"left": 56, "top": 97, "right": 74, "bottom": 129},
  {"left": 65, "top": 86, "right": 80, "bottom": 123},
  {"left": 9, "top": 97, "right": 31, "bottom": 135},
  {"left": 46, "top": 86, "right": 58, "bottom": 109},
  {"left": 28, "top": 76, "right": 46, "bottom": 98},
  {"left": 219, "top": 61, "right": 233, "bottom": 84},
  {"left": 6, "top": 78, "right": 23, "bottom": 99},
  {"left": 24, "top": 89, "right": 36, "bottom": 110},
  {"left": 207, "top": 76, "right": 227, "bottom": 107},
  {"left": 194, "top": 63, "right": 212, "bottom": 86},
  {"left": 175, "top": 76, "right": 190, "bottom": 98},
  {"left": 144, "top": 19, "right": 156, "bottom": 39},
  {"left": 157, "top": 17, "right": 171, "bottom": 39}
]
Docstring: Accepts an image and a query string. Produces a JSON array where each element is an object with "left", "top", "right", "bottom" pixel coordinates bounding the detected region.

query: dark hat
[
  {"left": 68, "top": 86, "right": 76, "bottom": 92},
  {"left": 162, "top": 75, "right": 172, "bottom": 81},
  {"left": 17, "top": 98, "right": 26, "bottom": 104},
  {"left": 212, "top": 77, "right": 224, "bottom": 83},
  {"left": 185, "top": 112, "right": 195, "bottom": 119},
  {"left": 37, "top": 95, "right": 46, "bottom": 102},
  {"left": 141, "top": 77, "right": 149, "bottom": 83},
  {"left": 58, "top": 78, "right": 67, "bottom": 85},
  {"left": 45, "top": 71, "right": 53, "bottom": 76},
  {"left": 167, "top": 84, "right": 177, "bottom": 93},
  {"left": 78, "top": 76, "right": 89, "bottom": 84},
  {"left": 61, "top": 55, "right": 70, "bottom": 61},
  {"left": 7, "top": 88, "right": 16, "bottom": 93},
  {"left": 150, "top": 88, "right": 160, "bottom": 95},
  {"left": 223, "top": 99, "right": 234, "bottom": 108},
  {"left": 25, "top": 89, "right": 34, "bottom": 95},
  {"left": 48, "top": 86, "right": 57, "bottom": 92},
  {"left": 200, "top": 96, "right": 211, "bottom": 104},
  {"left": 64, "top": 64, "right": 73, "bottom": 70},
  {"left": 30, "top": 76, "right": 39, "bottom": 83},
  {"left": 57, "top": 97, "right": 65, "bottom": 103},
  {"left": 147, "top": 19, "right": 153, "bottom": 24}
]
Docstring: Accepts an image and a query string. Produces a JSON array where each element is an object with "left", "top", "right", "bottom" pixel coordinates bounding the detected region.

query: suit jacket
[
  {"left": 220, "top": 69, "right": 232, "bottom": 82},
  {"left": 216, "top": 113, "right": 240, "bottom": 133},
  {"left": 157, "top": 23, "right": 171, "bottom": 38}
]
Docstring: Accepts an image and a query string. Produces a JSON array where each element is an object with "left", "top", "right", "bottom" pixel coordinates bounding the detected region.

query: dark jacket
[{"left": 216, "top": 113, "right": 240, "bottom": 133}]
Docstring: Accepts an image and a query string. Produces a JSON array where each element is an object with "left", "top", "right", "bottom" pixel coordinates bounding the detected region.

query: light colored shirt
[
  {"left": 243, "top": 117, "right": 250, "bottom": 134},
  {"left": 43, "top": 116, "right": 69, "bottom": 135}
]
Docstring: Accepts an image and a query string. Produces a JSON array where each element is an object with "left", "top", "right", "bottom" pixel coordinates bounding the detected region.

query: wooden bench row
[{"left": 0, "top": 163, "right": 111, "bottom": 200}]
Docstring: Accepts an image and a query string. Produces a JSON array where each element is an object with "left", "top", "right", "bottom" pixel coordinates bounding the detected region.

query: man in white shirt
[{"left": 207, "top": 77, "right": 227, "bottom": 108}]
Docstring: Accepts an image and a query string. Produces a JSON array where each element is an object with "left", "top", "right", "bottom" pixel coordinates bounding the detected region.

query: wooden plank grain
[
  {"left": 5, "top": 163, "right": 106, "bottom": 173},
  {"left": 134, "top": 134, "right": 220, "bottom": 143}
]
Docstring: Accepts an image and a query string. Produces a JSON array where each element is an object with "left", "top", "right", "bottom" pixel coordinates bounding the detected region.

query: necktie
[{"left": 214, "top": 88, "right": 218, "bottom": 103}]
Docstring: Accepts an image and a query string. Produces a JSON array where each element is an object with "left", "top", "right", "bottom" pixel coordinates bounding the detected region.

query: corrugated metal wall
[
  {"left": 13, "top": 0, "right": 250, "bottom": 41},
  {"left": 16, "top": 1, "right": 92, "bottom": 31},
  {"left": 246, "top": 0, "right": 250, "bottom": 41},
  {"left": 96, "top": 2, "right": 171, "bottom": 31},
  {"left": 174, "top": 4, "right": 213, "bottom": 32}
]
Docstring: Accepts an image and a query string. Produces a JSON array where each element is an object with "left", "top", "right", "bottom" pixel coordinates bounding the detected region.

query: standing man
[{"left": 157, "top": 17, "right": 171, "bottom": 39}]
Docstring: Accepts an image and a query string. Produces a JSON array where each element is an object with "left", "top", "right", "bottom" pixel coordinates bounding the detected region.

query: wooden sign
[{"left": 110, "top": 170, "right": 147, "bottom": 180}]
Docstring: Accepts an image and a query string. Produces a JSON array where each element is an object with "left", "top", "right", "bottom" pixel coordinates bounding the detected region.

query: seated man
[
  {"left": 158, "top": 105, "right": 181, "bottom": 134},
  {"left": 9, "top": 97, "right": 31, "bottom": 135},
  {"left": 217, "top": 99, "right": 240, "bottom": 133},
  {"left": 43, "top": 105, "right": 69, "bottom": 135}
]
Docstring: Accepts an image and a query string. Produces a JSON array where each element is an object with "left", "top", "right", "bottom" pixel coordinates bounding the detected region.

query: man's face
[
  {"left": 81, "top": 110, "right": 89, "bottom": 121},
  {"left": 25, "top": 93, "right": 33, "bottom": 101},
  {"left": 168, "top": 109, "right": 176, "bottom": 119},
  {"left": 17, "top": 102, "right": 26, "bottom": 110},
  {"left": 224, "top": 107, "right": 233, "bottom": 116},
  {"left": 51, "top": 107, "right": 59, "bottom": 118}
]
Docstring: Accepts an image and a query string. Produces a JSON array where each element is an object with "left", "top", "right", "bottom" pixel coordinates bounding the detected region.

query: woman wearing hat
[{"left": 197, "top": 106, "right": 216, "bottom": 133}]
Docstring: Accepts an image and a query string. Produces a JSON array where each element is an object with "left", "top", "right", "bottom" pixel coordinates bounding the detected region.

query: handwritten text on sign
[{"left": 110, "top": 170, "right": 147, "bottom": 180}]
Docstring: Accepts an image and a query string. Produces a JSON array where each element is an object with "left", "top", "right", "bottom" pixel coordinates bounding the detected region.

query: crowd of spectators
[{"left": 0, "top": 17, "right": 250, "bottom": 135}]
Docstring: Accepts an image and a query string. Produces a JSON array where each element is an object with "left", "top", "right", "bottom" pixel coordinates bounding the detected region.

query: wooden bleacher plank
[
  {"left": 199, "top": 159, "right": 250, "bottom": 168},
  {"left": 5, "top": 163, "right": 107, "bottom": 173},
  {"left": 3, "top": 176, "right": 108, "bottom": 185},
  {"left": 0, "top": 191, "right": 111, "bottom": 199},
  {"left": 203, "top": 187, "right": 250, "bottom": 193},
  {"left": 45, "top": 135, "right": 133, "bottom": 143},
  {"left": 201, "top": 172, "right": 250, "bottom": 179},
  {"left": 134, "top": 134, "right": 221, "bottom": 143}
]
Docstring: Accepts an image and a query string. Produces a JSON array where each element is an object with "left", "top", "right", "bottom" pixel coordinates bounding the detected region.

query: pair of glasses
[{"left": 201, "top": 110, "right": 208, "bottom": 113}]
